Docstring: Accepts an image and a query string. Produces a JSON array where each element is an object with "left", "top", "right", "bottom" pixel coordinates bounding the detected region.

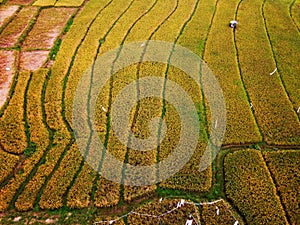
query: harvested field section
[
  {"left": 235, "top": 0, "right": 300, "bottom": 145},
  {"left": 264, "top": 0, "right": 300, "bottom": 117},
  {"left": 7, "top": 0, "right": 35, "bottom": 5},
  {"left": 0, "top": 7, "right": 38, "bottom": 48},
  {"left": 19, "top": 50, "right": 49, "bottom": 71},
  {"left": 0, "top": 5, "right": 19, "bottom": 28},
  {"left": 22, "top": 7, "right": 76, "bottom": 50},
  {"left": 263, "top": 150, "right": 300, "bottom": 225},
  {"left": 0, "top": 50, "right": 16, "bottom": 109},
  {"left": 204, "top": 0, "right": 261, "bottom": 144},
  {"left": 224, "top": 149, "right": 288, "bottom": 225}
]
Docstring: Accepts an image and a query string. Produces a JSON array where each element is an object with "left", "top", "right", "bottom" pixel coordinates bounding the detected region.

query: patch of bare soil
[
  {"left": 22, "top": 7, "right": 76, "bottom": 50},
  {"left": 0, "top": 5, "right": 19, "bottom": 28},
  {"left": 0, "top": 7, "right": 38, "bottom": 48},
  {"left": 7, "top": 0, "right": 36, "bottom": 5},
  {"left": 0, "top": 50, "right": 16, "bottom": 109},
  {"left": 19, "top": 50, "right": 49, "bottom": 71}
]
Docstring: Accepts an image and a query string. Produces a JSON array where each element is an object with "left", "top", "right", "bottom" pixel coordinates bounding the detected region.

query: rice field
[{"left": 0, "top": 0, "right": 299, "bottom": 224}]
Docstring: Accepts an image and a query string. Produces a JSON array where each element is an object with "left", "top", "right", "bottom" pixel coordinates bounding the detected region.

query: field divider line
[
  {"left": 31, "top": 2, "right": 106, "bottom": 207},
  {"left": 7, "top": 71, "right": 34, "bottom": 209},
  {"left": 260, "top": 151, "right": 291, "bottom": 225},
  {"left": 66, "top": 0, "right": 157, "bottom": 207},
  {"left": 233, "top": 0, "right": 264, "bottom": 140},
  {"left": 289, "top": 0, "right": 300, "bottom": 33},
  {"left": 121, "top": 0, "right": 179, "bottom": 201},
  {"left": 37, "top": 0, "right": 116, "bottom": 208},
  {"left": 15, "top": 4, "right": 86, "bottom": 209},
  {"left": 82, "top": 0, "right": 136, "bottom": 204},
  {"left": 262, "top": 0, "right": 300, "bottom": 122}
]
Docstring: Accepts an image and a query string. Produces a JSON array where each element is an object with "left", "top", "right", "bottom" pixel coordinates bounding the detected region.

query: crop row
[
  {"left": 263, "top": 0, "right": 300, "bottom": 118},
  {"left": 158, "top": 66, "right": 211, "bottom": 192},
  {"left": 0, "top": 70, "right": 49, "bottom": 211},
  {"left": 224, "top": 149, "right": 288, "bottom": 224},
  {"left": 0, "top": 6, "right": 38, "bottom": 48},
  {"left": 38, "top": 143, "right": 81, "bottom": 209},
  {"left": 33, "top": 0, "right": 84, "bottom": 6},
  {"left": 0, "top": 70, "right": 28, "bottom": 154},
  {"left": 155, "top": 0, "right": 215, "bottom": 192},
  {"left": 63, "top": 0, "right": 140, "bottom": 209},
  {"left": 263, "top": 150, "right": 300, "bottom": 225},
  {"left": 5, "top": 2, "right": 84, "bottom": 212},
  {"left": 235, "top": 0, "right": 300, "bottom": 145},
  {"left": 34, "top": 0, "right": 116, "bottom": 210},
  {"left": 14, "top": 69, "right": 49, "bottom": 211},
  {"left": 0, "top": 150, "right": 19, "bottom": 184},
  {"left": 201, "top": 200, "right": 238, "bottom": 225},
  {"left": 204, "top": 0, "right": 262, "bottom": 145},
  {"left": 119, "top": 0, "right": 177, "bottom": 201},
  {"left": 41, "top": 0, "right": 124, "bottom": 210},
  {"left": 94, "top": 0, "right": 160, "bottom": 205}
]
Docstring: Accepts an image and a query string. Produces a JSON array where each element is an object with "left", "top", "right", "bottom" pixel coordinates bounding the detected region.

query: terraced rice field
[{"left": 0, "top": 0, "right": 299, "bottom": 224}]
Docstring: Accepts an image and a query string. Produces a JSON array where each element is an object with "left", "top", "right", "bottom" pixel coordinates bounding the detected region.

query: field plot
[{"left": 0, "top": 0, "right": 299, "bottom": 224}]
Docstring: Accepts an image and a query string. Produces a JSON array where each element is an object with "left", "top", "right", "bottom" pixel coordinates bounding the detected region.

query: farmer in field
[
  {"left": 229, "top": 20, "right": 238, "bottom": 28},
  {"left": 185, "top": 215, "right": 194, "bottom": 225}
]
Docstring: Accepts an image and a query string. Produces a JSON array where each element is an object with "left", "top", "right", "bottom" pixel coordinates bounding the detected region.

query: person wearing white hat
[{"left": 229, "top": 20, "right": 238, "bottom": 28}]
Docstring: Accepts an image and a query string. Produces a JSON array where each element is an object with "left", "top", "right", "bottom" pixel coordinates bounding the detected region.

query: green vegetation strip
[
  {"left": 235, "top": 0, "right": 300, "bottom": 145},
  {"left": 0, "top": 71, "right": 28, "bottom": 155},
  {"left": 204, "top": 0, "right": 261, "bottom": 144},
  {"left": 224, "top": 149, "right": 288, "bottom": 224},
  {"left": 0, "top": 6, "right": 38, "bottom": 48},
  {"left": 263, "top": 150, "right": 300, "bottom": 225},
  {"left": 263, "top": 0, "right": 300, "bottom": 117}
]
